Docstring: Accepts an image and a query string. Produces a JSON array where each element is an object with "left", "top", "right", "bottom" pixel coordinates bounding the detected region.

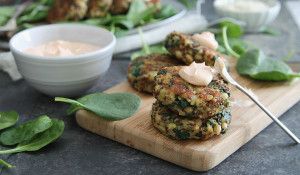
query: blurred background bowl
[
  {"left": 214, "top": 0, "right": 281, "bottom": 32},
  {"left": 9, "top": 24, "right": 116, "bottom": 97}
]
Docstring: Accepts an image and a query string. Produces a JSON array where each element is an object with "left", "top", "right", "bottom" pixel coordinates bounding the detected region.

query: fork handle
[{"left": 235, "top": 83, "right": 300, "bottom": 144}]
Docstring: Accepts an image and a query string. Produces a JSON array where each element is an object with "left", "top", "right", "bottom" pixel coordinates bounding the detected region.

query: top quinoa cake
[
  {"left": 127, "top": 54, "right": 182, "bottom": 93},
  {"left": 154, "top": 66, "right": 231, "bottom": 119},
  {"left": 165, "top": 31, "right": 221, "bottom": 66}
]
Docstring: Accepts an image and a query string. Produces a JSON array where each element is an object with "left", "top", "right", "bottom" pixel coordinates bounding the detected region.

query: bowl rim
[
  {"left": 213, "top": 0, "right": 281, "bottom": 14},
  {"left": 9, "top": 23, "right": 116, "bottom": 62}
]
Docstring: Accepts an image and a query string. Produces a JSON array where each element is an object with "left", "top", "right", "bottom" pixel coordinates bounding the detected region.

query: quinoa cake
[
  {"left": 110, "top": 0, "right": 132, "bottom": 14},
  {"left": 154, "top": 66, "right": 230, "bottom": 118},
  {"left": 151, "top": 101, "right": 231, "bottom": 140},
  {"left": 165, "top": 32, "right": 221, "bottom": 66},
  {"left": 110, "top": 0, "right": 159, "bottom": 15},
  {"left": 47, "top": 0, "right": 88, "bottom": 23},
  {"left": 87, "top": 0, "right": 113, "bottom": 18},
  {"left": 127, "top": 54, "right": 182, "bottom": 93}
]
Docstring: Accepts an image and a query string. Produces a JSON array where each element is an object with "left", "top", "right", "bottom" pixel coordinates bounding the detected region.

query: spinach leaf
[
  {"left": 126, "top": 0, "right": 157, "bottom": 26},
  {"left": 131, "top": 44, "right": 168, "bottom": 60},
  {"left": 55, "top": 93, "right": 141, "bottom": 121},
  {"left": 17, "top": 4, "right": 49, "bottom": 24},
  {"left": 0, "top": 111, "right": 19, "bottom": 130},
  {"left": 0, "top": 6, "right": 15, "bottom": 17},
  {"left": 111, "top": 15, "right": 135, "bottom": 29},
  {"left": 236, "top": 49, "right": 300, "bottom": 81},
  {"left": 131, "top": 28, "right": 167, "bottom": 60},
  {"left": 221, "top": 26, "right": 241, "bottom": 58},
  {"left": 0, "top": 6, "right": 15, "bottom": 26},
  {"left": 219, "top": 20, "right": 244, "bottom": 38},
  {"left": 0, "top": 119, "right": 64, "bottom": 155},
  {"left": 261, "top": 26, "right": 281, "bottom": 36},
  {"left": 0, "top": 159, "right": 13, "bottom": 169},
  {"left": 155, "top": 5, "right": 177, "bottom": 19},
  {"left": 113, "top": 26, "right": 129, "bottom": 37},
  {"left": 0, "top": 115, "right": 53, "bottom": 146},
  {"left": 211, "top": 19, "right": 245, "bottom": 57},
  {"left": 80, "top": 15, "right": 112, "bottom": 26},
  {"left": 178, "top": 0, "right": 197, "bottom": 9}
]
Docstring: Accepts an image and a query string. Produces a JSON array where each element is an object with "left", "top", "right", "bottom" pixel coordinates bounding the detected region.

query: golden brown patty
[
  {"left": 87, "top": 0, "right": 113, "bottom": 18},
  {"left": 110, "top": 0, "right": 132, "bottom": 14},
  {"left": 109, "top": 0, "right": 160, "bottom": 15},
  {"left": 151, "top": 101, "right": 231, "bottom": 140},
  {"left": 127, "top": 54, "right": 182, "bottom": 93},
  {"left": 154, "top": 66, "right": 230, "bottom": 119},
  {"left": 165, "top": 32, "right": 221, "bottom": 66},
  {"left": 47, "top": 0, "right": 88, "bottom": 23}
]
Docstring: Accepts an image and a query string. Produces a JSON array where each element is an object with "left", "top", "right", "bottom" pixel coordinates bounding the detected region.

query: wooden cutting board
[{"left": 75, "top": 66, "right": 300, "bottom": 171}]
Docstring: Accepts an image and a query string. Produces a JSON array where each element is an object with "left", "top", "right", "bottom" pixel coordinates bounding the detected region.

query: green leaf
[
  {"left": 127, "top": 0, "right": 147, "bottom": 22},
  {"left": 17, "top": 4, "right": 49, "bottom": 24},
  {"left": 113, "top": 27, "right": 129, "bottom": 37},
  {"left": 131, "top": 44, "right": 168, "bottom": 60},
  {"left": 80, "top": 15, "right": 112, "bottom": 26},
  {"left": 131, "top": 28, "right": 167, "bottom": 60},
  {"left": 0, "top": 119, "right": 64, "bottom": 154},
  {"left": 219, "top": 20, "right": 244, "bottom": 38},
  {"left": 0, "top": 111, "right": 19, "bottom": 130},
  {"left": 0, "top": 6, "right": 15, "bottom": 16},
  {"left": 212, "top": 19, "right": 246, "bottom": 57},
  {"left": 155, "top": 5, "right": 176, "bottom": 19},
  {"left": 38, "top": 0, "right": 54, "bottom": 6},
  {"left": 0, "top": 6, "right": 15, "bottom": 26},
  {"left": 261, "top": 26, "right": 281, "bottom": 36},
  {"left": 236, "top": 49, "right": 300, "bottom": 81},
  {"left": 177, "top": 0, "right": 197, "bottom": 9},
  {"left": 17, "top": 23, "right": 36, "bottom": 31},
  {"left": 222, "top": 26, "right": 240, "bottom": 58},
  {"left": 126, "top": 0, "right": 157, "bottom": 26},
  {"left": 230, "top": 39, "right": 250, "bottom": 56},
  {"left": 0, "top": 115, "right": 53, "bottom": 146},
  {"left": 55, "top": 93, "right": 141, "bottom": 121},
  {"left": 111, "top": 15, "right": 134, "bottom": 29},
  {"left": 0, "top": 159, "right": 14, "bottom": 169}
]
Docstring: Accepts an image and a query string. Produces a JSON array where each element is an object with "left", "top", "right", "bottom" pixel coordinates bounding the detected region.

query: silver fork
[
  {"left": 215, "top": 57, "right": 300, "bottom": 144},
  {"left": 0, "top": 1, "right": 30, "bottom": 33}
]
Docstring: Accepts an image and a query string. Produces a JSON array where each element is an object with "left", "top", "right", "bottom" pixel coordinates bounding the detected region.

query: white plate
[{"left": 126, "top": 0, "right": 187, "bottom": 35}]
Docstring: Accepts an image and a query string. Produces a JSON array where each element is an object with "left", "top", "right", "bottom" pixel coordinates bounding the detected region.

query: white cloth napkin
[
  {"left": 0, "top": 52, "right": 22, "bottom": 81},
  {"left": 0, "top": 13, "right": 207, "bottom": 81}
]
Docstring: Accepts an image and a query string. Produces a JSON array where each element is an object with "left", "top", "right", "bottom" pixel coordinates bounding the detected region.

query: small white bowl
[
  {"left": 214, "top": 0, "right": 281, "bottom": 32},
  {"left": 10, "top": 24, "right": 116, "bottom": 97}
]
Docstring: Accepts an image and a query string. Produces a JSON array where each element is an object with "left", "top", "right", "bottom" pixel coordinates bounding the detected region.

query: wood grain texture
[{"left": 75, "top": 65, "right": 300, "bottom": 171}]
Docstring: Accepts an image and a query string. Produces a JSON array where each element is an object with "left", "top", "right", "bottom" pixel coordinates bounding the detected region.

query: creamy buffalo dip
[{"left": 24, "top": 40, "right": 100, "bottom": 57}]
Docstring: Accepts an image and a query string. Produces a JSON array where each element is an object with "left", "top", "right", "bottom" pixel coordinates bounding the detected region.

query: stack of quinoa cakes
[
  {"left": 152, "top": 66, "right": 231, "bottom": 140},
  {"left": 127, "top": 31, "right": 232, "bottom": 140}
]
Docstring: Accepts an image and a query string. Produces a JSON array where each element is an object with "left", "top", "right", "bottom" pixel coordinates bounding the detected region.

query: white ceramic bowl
[
  {"left": 10, "top": 24, "right": 116, "bottom": 97},
  {"left": 214, "top": 0, "right": 281, "bottom": 32}
]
